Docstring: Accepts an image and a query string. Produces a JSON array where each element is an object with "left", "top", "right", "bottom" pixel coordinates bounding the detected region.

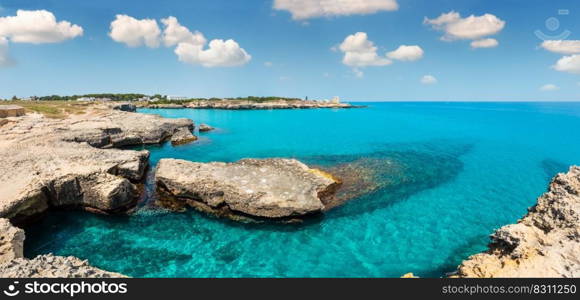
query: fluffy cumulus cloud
[
  {"left": 273, "top": 0, "right": 398, "bottom": 20},
  {"left": 540, "top": 84, "right": 559, "bottom": 91},
  {"left": 0, "top": 9, "right": 83, "bottom": 44},
  {"left": 424, "top": 11, "right": 505, "bottom": 48},
  {"left": 175, "top": 39, "right": 251, "bottom": 67},
  {"left": 337, "top": 32, "right": 423, "bottom": 77},
  {"left": 421, "top": 75, "right": 437, "bottom": 84},
  {"left": 553, "top": 55, "right": 580, "bottom": 74},
  {"left": 109, "top": 15, "right": 161, "bottom": 48},
  {"left": 339, "top": 32, "right": 392, "bottom": 67},
  {"left": 470, "top": 38, "right": 498, "bottom": 49},
  {"left": 110, "top": 15, "right": 251, "bottom": 67},
  {"left": 541, "top": 40, "right": 580, "bottom": 55},
  {"left": 161, "top": 16, "right": 206, "bottom": 47},
  {"left": 387, "top": 45, "right": 424, "bottom": 61}
]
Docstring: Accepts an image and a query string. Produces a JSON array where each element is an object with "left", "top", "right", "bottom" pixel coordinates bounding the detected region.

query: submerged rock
[
  {"left": 453, "top": 166, "right": 580, "bottom": 278},
  {"left": 198, "top": 123, "right": 214, "bottom": 132},
  {"left": 155, "top": 158, "right": 341, "bottom": 220}
]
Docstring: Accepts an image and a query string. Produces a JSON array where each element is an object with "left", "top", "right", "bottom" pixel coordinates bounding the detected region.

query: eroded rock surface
[
  {"left": 0, "top": 105, "right": 25, "bottom": 118},
  {"left": 143, "top": 99, "right": 363, "bottom": 110},
  {"left": 156, "top": 158, "right": 341, "bottom": 220},
  {"left": 171, "top": 128, "right": 198, "bottom": 145},
  {"left": 0, "top": 110, "right": 193, "bottom": 220},
  {"left": 454, "top": 166, "right": 580, "bottom": 278},
  {"left": 0, "top": 218, "right": 123, "bottom": 278},
  {"left": 198, "top": 124, "right": 214, "bottom": 132}
]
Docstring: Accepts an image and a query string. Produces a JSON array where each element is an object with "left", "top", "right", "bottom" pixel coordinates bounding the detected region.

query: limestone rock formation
[
  {"left": 142, "top": 99, "right": 364, "bottom": 110},
  {"left": 155, "top": 158, "right": 341, "bottom": 220},
  {"left": 0, "top": 255, "right": 126, "bottom": 278},
  {"left": 0, "top": 105, "right": 25, "bottom": 118},
  {"left": 0, "top": 219, "right": 24, "bottom": 265},
  {"left": 0, "top": 110, "right": 193, "bottom": 221},
  {"left": 198, "top": 124, "right": 215, "bottom": 132},
  {"left": 454, "top": 166, "right": 580, "bottom": 278},
  {"left": 0, "top": 218, "right": 123, "bottom": 278},
  {"left": 171, "top": 128, "right": 198, "bottom": 145}
]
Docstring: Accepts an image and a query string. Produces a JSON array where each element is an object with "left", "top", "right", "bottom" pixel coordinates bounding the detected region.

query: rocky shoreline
[
  {"left": 139, "top": 99, "right": 365, "bottom": 110},
  {"left": 0, "top": 106, "right": 196, "bottom": 277},
  {"left": 1, "top": 104, "right": 578, "bottom": 278},
  {"left": 452, "top": 166, "right": 580, "bottom": 277},
  {"left": 0, "top": 105, "right": 346, "bottom": 277}
]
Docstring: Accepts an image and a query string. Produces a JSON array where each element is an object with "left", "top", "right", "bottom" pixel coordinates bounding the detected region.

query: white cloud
[
  {"left": 339, "top": 32, "right": 392, "bottom": 67},
  {"left": 471, "top": 38, "right": 498, "bottom": 49},
  {"left": 0, "top": 9, "right": 83, "bottom": 44},
  {"left": 421, "top": 75, "right": 437, "bottom": 84},
  {"left": 424, "top": 11, "right": 505, "bottom": 46},
  {"left": 264, "top": 61, "right": 273, "bottom": 67},
  {"left": 540, "top": 84, "right": 559, "bottom": 91},
  {"left": 175, "top": 39, "right": 251, "bottom": 67},
  {"left": 161, "top": 16, "right": 206, "bottom": 47},
  {"left": 541, "top": 40, "right": 580, "bottom": 55},
  {"left": 110, "top": 15, "right": 251, "bottom": 67},
  {"left": 387, "top": 45, "right": 424, "bottom": 61},
  {"left": 0, "top": 37, "right": 13, "bottom": 67},
  {"left": 109, "top": 15, "right": 161, "bottom": 48},
  {"left": 353, "top": 68, "right": 364, "bottom": 78},
  {"left": 553, "top": 54, "right": 580, "bottom": 74},
  {"left": 273, "top": 0, "right": 398, "bottom": 20}
]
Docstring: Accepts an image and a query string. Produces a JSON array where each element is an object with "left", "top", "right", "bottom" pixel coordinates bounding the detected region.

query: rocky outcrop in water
[
  {"left": 0, "top": 218, "right": 124, "bottom": 278},
  {"left": 171, "top": 128, "right": 198, "bottom": 145},
  {"left": 0, "top": 108, "right": 197, "bottom": 278},
  {"left": 142, "top": 100, "right": 364, "bottom": 110},
  {"left": 454, "top": 166, "right": 580, "bottom": 278},
  {"left": 0, "top": 110, "right": 194, "bottom": 221},
  {"left": 198, "top": 123, "right": 214, "bottom": 132},
  {"left": 155, "top": 158, "right": 341, "bottom": 220}
]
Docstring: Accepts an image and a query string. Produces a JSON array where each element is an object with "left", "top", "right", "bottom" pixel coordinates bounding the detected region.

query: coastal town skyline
[{"left": 1, "top": 0, "right": 580, "bottom": 101}]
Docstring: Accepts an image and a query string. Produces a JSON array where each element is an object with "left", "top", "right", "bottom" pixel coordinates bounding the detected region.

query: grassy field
[{"left": 3, "top": 101, "right": 93, "bottom": 118}]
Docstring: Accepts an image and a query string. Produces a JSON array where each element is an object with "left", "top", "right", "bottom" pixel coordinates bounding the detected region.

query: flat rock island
[{"left": 155, "top": 158, "right": 342, "bottom": 221}]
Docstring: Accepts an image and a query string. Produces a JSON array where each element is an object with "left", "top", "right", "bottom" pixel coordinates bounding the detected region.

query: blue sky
[{"left": 1, "top": 0, "right": 580, "bottom": 101}]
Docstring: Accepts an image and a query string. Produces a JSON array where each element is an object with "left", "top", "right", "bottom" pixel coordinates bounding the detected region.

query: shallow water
[{"left": 25, "top": 102, "right": 580, "bottom": 277}]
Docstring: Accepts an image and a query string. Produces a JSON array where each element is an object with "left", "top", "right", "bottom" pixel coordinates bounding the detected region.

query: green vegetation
[
  {"left": 4, "top": 101, "right": 92, "bottom": 119},
  {"left": 2, "top": 94, "right": 305, "bottom": 104},
  {"left": 36, "top": 93, "right": 156, "bottom": 102}
]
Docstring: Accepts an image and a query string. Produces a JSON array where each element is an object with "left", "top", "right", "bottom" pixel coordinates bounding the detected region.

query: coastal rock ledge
[
  {"left": 155, "top": 158, "right": 341, "bottom": 220},
  {"left": 453, "top": 166, "right": 580, "bottom": 278},
  {"left": 0, "top": 219, "right": 124, "bottom": 278}
]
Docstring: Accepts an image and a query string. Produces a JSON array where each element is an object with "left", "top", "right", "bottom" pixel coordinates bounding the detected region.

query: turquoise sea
[{"left": 25, "top": 102, "right": 580, "bottom": 277}]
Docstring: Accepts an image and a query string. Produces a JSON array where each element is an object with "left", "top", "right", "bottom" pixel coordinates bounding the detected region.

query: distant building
[
  {"left": 330, "top": 96, "right": 340, "bottom": 104},
  {"left": 167, "top": 96, "right": 188, "bottom": 101},
  {"left": 76, "top": 97, "right": 111, "bottom": 102}
]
